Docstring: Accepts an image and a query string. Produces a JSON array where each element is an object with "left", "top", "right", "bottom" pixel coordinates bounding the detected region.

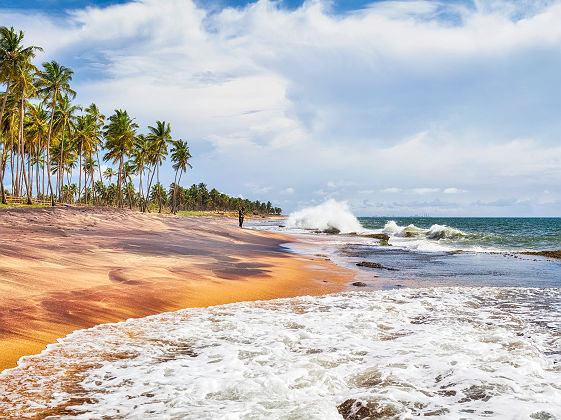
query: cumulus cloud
[
  {"left": 3, "top": 0, "right": 561, "bottom": 215},
  {"left": 412, "top": 187, "right": 441, "bottom": 195},
  {"left": 444, "top": 187, "right": 465, "bottom": 194},
  {"left": 380, "top": 187, "right": 402, "bottom": 193}
]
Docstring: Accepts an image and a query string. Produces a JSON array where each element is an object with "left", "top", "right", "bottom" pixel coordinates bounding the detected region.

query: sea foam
[
  {"left": 287, "top": 200, "right": 363, "bottom": 234},
  {"left": 1, "top": 288, "right": 559, "bottom": 419}
]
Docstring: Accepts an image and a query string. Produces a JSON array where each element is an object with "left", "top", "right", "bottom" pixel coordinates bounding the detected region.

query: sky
[{"left": 2, "top": 0, "right": 561, "bottom": 216}]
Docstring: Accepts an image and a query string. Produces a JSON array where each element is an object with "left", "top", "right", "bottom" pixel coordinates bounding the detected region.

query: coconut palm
[
  {"left": 85, "top": 103, "right": 105, "bottom": 189},
  {"left": 146, "top": 120, "right": 171, "bottom": 213},
  {"left": 170, "top": 139, "right": 192, "bottom": 213},
  {"left": 121, "top": 160, "right": 135, "bottom": 209},
  {"left": 0, "top": 26, "right": 42, "bottom": 136},
  {"left": 52, "top": 94, "right": 79, "bottom": 200},
  {"left": 103, "top": 167, "right": 115, "bottom": 184},
  {"left": 36, "top": 60, "right": 75, "bottom": 205},
  {"left": 74, "top": 114, "right": 98, "bottom": 202},
  {"left": 12, "top": 60, "right": 37, "bottom": 204},
  {"left": 25, "top": 103, "right": 49, "bottom": 197},
  {"left": 103, "top": 109, "right": 137, "bottom": 207}
]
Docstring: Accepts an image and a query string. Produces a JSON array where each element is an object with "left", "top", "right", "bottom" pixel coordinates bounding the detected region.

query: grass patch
[{"left": 177, "top": 211, "right": 235, "bottom": 217}]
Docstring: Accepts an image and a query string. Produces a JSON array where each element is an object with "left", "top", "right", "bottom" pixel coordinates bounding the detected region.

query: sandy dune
[{"left": 0, "top": 207, "right": 354, "bottom": 371}]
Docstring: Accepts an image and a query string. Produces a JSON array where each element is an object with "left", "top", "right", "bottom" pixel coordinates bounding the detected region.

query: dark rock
[
  {"left": 347, "top": 233, "right": 390, "bottom": 241},
  {"left": 322, "top": 227, "right": 341, "bottom": 234},
  {"left": 337, "top": 399, "right": 374, "bottom": 420},
  {"left": 337, "top": 399, "right": 401, "bottom": 419},
  {"left": 356, "top": 261, "right": 399, "bottom": 271},
  {"left": 352, "top": 282, "right": 367, "bottom": 287}
]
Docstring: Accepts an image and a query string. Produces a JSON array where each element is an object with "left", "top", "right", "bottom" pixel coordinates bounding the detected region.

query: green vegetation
[{"left": 0, "top": 26, "right": 281, "bottom": 215}]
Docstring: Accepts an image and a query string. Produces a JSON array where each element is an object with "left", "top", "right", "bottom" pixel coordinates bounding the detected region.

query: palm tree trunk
[
  {"left": 0, "top": 153, "right": 7, "bottom": 204},
  {"left": 10, "top": 130, "right": 14, "bottom": 195},
  {"left": 138, "top": 168, "right": 145, "bottom": 211},
  {"left": 157, "top": 165, "right": 162, "bottom": 213},
  {"left": 59, "top": 126, "right": 66, "bottom": 201},
  {"left": 172, "top": 169, "right": 179, "bottom": 214},
  {"left": 0, "top": 80, "right": 11, "bottom": 129},
  {"left": 42, "top": 139, "right": 45, "bottom": 198},
  {"left": 78, "top": 144, "right": 82, "bottom": 204},
  {"left": 19, "top": 98, "right": 32, "bottom": 205},
  {"left": 117, "top": 155, "right": 123, "bottom": 208},
  {"left": 46, "top": 97, "right": 57, "bottom": 206},
  {"left": 146, "top": 167, "right": 157, "bottom": 213}
]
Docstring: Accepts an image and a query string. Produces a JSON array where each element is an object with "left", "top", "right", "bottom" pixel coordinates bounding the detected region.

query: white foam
[
  {"left": 287, "top": 200, "right": 364, "bottom": 234},
  {"left": 1, "top": 288, "right": 560, "bottom": 419}
]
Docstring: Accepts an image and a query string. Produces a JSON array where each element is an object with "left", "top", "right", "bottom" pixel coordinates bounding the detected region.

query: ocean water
[{"left": 1, "top": 202, "right": 560, "bottom": 419}]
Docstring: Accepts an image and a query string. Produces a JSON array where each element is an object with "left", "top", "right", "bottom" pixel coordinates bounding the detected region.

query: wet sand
[{"left": 0, "top": 207, "right": 355, "bottom": 371}]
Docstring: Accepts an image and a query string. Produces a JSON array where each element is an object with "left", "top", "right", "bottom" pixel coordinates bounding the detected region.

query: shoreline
[{"left": 0, "top": 207, "right": 355, "bottom": 372}]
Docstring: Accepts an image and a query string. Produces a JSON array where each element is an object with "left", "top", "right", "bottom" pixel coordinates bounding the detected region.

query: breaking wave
[
  {"left": 287, "top": 200, "right": 364, "bottom": 234},
  {"left": 382, "top": 221, "right": 467, "bottom": 240}
]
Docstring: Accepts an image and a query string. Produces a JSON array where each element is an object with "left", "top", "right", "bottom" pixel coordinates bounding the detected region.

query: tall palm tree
[
  {"left": 121, "top": 160, "right": 135, "bottom": 209},
  {"left": 52, "top": 94, "right": 79, "bottom": 200},
  {"left": 170, "top": 139, "right": 192, "bottom": 213},
  {"left": 24, "top": 103, "right": 49, "bottom": 198},
  {"left": 85, "top": 103, "right": 105, "bottom": 189},
  {"left": 0, "top": 26, "right": 42, "bottom": 137},
  {"left": 146, "top": 120, "right": 171, "bottom": 213},
  {"left": 103, "top": 109, "right": 137, "bottom": 208},
  {"left": 74, "top": 114, "right": 97, "bottom": 203},
  {"left": 36, "top": 60, "right": 75, "bottom": 205},
  {"left": 0, "top": 134, "right": 7, "bottom": 204},
  {"left": 131, "top": 134, "right": 150, "bottom": 211},
  {"left": 12, "top": 59, "right": 37, "bottom": 204}
]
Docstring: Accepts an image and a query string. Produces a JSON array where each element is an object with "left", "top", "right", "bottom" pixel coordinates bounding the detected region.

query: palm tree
[
  {"left": 25, "top": 102, "right": 49, "bottom": 197},
  {"left": 146, "top": 120, "right": 171, "bottom": 213},
  {"left": 103, "top": 109, "right": 137, "bottom": 207},
  {"left": 170, "top": 139, "right": 192, "bottom": 213},
  {"left": 85, "top": 103, "right": 105, "bottom": 190},
  {"left": 74, "top": 114, "right": 98, "bottom": 203},
  {"left": 0, "top": 26, "right": 42, "bottom": 137},
  {"left": 0, "top": 136, "right": 7, "bottom": 204},
  {"left": 12, "top": 58, "right": 37, "bottom": 204},
  {"left": 121, "top": 160, "right": 135, "bottom": 209},
  {"left": 52, "top": 94, "right": 79, "bottom": 200},
  {"left": 132, "top": 134, "right": 150, "bottom": 211},
  {"left": 36, "top": 60, "right": 75, "bottom": 205},
  {"left": 103, "top": 167, "right": 115, "bottom": 184}
]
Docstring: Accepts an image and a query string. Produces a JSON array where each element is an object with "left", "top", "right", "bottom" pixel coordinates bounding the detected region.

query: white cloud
[
  {"left": 381, "top": 187, "right": 402, "bottom": 193},
  {"left": 444, "top": 187, "right": 466, "bottom": 194},
  {"left": 3, "top": 0, "right": 561, "bottom": 215},
  {"left": 281, "top": 187, "right": 295, "bottom": 195},
  {"left": 412, "top": 187, "right": 441, "bottom": 195}
]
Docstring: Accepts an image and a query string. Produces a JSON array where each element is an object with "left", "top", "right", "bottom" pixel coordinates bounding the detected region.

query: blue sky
[{"left": 2, "top": 0, "right": 561, "bottom": 216}]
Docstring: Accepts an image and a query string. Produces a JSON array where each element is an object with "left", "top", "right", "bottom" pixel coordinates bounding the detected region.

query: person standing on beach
[{"left": 239, "top": 207, "right": 245, "bottom": 228}]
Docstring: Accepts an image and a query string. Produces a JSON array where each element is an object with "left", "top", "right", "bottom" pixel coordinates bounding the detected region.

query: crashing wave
[
  {"left": 383, "top": 221, "right": 467, "bottom": 240},
  {"left": 287, "top": 200, "right": 363, "bottom": 234}
]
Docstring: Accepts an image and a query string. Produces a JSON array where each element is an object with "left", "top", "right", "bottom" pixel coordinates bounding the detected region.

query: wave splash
[
  {"left": 287, "top": 200, "right": 364, "bottom": 234},
  {"left": 382, "top": 220, "right": 467, "bottom": 240}
]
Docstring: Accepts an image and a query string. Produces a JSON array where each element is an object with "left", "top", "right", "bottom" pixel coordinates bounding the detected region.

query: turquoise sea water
[{"left": 358, "top": 217, "right": 561, "bottom": 251}]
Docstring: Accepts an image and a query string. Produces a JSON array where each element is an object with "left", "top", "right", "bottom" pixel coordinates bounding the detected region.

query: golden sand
[{"left": 0, "top": 207, "right": 355, "bottom": 371}]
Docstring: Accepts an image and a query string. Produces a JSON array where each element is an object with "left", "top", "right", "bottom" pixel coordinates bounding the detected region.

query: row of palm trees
[{"left": 0, "top": 26, "right": 193, "bottom": 212}]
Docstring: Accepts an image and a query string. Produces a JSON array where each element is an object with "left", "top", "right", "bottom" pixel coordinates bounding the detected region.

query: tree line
[{"left": 0, "top": 26, "right": 281, "bottom": 215}]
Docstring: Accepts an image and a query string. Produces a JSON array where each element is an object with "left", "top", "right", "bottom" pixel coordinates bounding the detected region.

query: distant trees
[{"left": 169, "top": 182, "right": 282, "bottom": 215}]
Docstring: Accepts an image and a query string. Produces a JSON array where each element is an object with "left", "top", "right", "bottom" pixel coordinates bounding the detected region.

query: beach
[
  {"left": 0, "top": 207, "right": 354, "bottom": 372},
  {"left": 1, "top": 210, "right": 560, "bottom": 418}
]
